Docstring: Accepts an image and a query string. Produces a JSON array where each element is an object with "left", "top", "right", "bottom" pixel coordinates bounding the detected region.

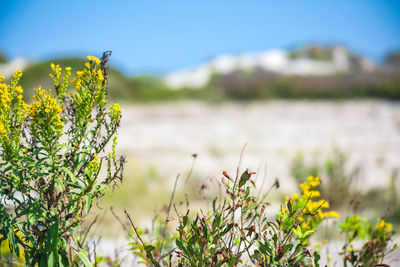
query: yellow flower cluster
[
  {"left": 48, "top": 63, "right": 72, "bottom": 100},
  {"left": 71, "top": 56, "right": 105, "bottom": 108},
  {"left": 111, "top": 135, "right": 118, "bottom": 160},
  {"left": 72, "top": 56, "right": 103, "bottom": 89},
  {"left": 0, "top": 122, "right": 6, "bottom": 137},
  {"left": 49, "top": 63, "right": 62, "bottom": 87},
  {"left": 10, "top": 69, "right": 22, "bottom": 87},
  {"left": 109, "top": 103, "right": 121, "bottom": 123},
  {"left": 0, "top": 79, "right": 11, "bottom": 107},
  {"left": 97, "top": 69, "right": 104, "bottom": 81},
  {"left": 284, "top": 176, "right": 339, "bottom": 231},
  {"left": 0, "top": 80, "right": 11, "bottom": 137},
  {"left": 300, "top": 176, "right": 321, "bottom": 199},
  {"left": 87, "top": 55, "right": 101, "bottom": 65},
  {"left": 0, "top": 70, "right": 27, "bottom": 140},
  {"left": 301, "top": 176, "right": 339, "bottom": 218},
  {"left": 376, "top": 218, "right": 393, "bottom": 234},
  {"left": 28, "top": 87, "right": 64, "bottom": 129},
  {"left": 87, "top": 153, "right": 100, "bottom": 180}
]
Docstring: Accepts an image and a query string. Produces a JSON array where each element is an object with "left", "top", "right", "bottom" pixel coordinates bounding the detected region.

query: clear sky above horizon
[{"left": 1, "top": 0, "right": 400, "bottom": 74}]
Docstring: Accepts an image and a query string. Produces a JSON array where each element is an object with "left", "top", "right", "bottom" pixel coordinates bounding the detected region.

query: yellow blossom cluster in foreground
[
  {"left": 28, "top": 87, "right": 64, "bottom": 129},
  {"left": 0, "top": 70, "right": 27, "bottom": 141},
  {"left": 1, "top": 56, "right": 118, "bottom": 147}
]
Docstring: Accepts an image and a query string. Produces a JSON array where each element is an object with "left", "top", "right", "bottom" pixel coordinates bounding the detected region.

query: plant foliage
[{"left": 0, "top": 52, "right": 124, "bottom": 265}]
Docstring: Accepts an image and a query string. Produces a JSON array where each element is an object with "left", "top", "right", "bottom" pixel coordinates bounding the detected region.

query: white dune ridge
[
  {"left": 164, "top": 46, "right": 375, "bottom": 88},
  {"left": 0, "top": 57, "right": 31, "bottom": 78}
]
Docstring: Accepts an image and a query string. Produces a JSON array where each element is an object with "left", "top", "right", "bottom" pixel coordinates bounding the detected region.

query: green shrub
[
  {"left": 0, "top": 53, "right": 124, "bottom": 265},
  {"left": 127, "top": 171, "right": 341, "bottom": 266},
  {"left": 124, "top": 167, "right": 397, "bottom": 266}
]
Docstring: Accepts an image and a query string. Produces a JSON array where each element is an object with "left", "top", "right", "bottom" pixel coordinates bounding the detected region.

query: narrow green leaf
[
  {"left": 75, "top": 248, "right": 91, "bottom": 267},
  {"left": 62, "top": 167, "right": 77, "bottom": 183},
  {"left": 85, "top": 194, "right": 91, "bottom": 214},
  {"left": 55, "top": 178, "right": 65, "bottom": 191},
  {"left": 244, "top": 186, "right": 250, "bottom": 199},
  {"left": 287, "top": 198, "right": 293, "bottom": 213}
]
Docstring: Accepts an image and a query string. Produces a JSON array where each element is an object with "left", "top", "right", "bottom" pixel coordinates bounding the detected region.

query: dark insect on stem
[{"left": 100, "top": 50, "right": 112, "bottom": 86}]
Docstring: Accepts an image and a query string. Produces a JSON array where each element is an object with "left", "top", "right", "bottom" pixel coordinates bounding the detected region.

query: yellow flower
[
  {"left": 293, "top": 176, "right": 339, "bottom": 230},
  {"left": 376, "top": 219, "right": 392, "bottom": 233},
  {"left": 87, "top": 55, "right": 101, "bottom": 65},
  {"left": 109, "top": 103, "right": 121, "bottom": 123},
  {"left": 97, "top": 69, "right": 104, "bottom": 81},
  {"left": 28, "top": 87, "right": 64, "bottom": 130},
  {"left": 0, "top": 122, "right": 7, "bottom": 137},
  {"left": 323, "top": 211, "right": 340, "bottom": 218}
]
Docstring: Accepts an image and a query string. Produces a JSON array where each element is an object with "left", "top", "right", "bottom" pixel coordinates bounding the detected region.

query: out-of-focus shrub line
[{"left": 10, "top": 57, "right": 400, "bottom": 103}]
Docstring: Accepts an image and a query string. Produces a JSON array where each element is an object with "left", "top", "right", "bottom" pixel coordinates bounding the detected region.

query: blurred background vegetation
[{"left": 2, "top": 45, "right": 400, "bottom": 103}]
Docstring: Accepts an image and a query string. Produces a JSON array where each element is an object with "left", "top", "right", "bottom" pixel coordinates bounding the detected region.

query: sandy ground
[{"left": 118, "top": 100, "right": 400, "bottom": 191}]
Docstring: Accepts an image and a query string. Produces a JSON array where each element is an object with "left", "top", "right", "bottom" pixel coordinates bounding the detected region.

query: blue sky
[{"left": 1, "top": 0, "right": 400, "bottom": 74}]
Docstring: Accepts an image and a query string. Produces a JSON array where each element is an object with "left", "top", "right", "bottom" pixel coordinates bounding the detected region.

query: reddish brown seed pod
[
  {"left": 223, "top": 171, "right": 233, "bottom": 181},
  {"left": 260, "top": 205, "right": 265, "bottom": 215}
]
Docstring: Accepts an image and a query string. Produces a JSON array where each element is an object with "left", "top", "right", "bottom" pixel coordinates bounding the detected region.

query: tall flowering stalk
[{"left": 0, "top": 53, "right": 124, "bottom": 266}]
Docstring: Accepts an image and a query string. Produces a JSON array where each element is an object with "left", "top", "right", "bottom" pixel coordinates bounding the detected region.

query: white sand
[{"left": 117, "top": 100, "right": 400, "bottom": 191}]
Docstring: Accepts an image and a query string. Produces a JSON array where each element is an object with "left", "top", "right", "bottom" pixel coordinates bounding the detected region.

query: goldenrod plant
[{"left": 0, "top": 52, "right": 124, "bottom": 266}]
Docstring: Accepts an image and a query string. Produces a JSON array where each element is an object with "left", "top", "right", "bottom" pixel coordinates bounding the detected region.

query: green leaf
[
  {"left": 303, "top": 229, "right": 317, "bottom": 239},
  {"left": 75, "top": 248, "right": 92, "bottom": 267},
  {"left": 144, "top": 245, "right": 155, "bottom": 253},
  {"left": 282, "top": 244, "right": 293, "bottom": 254},
  {"left": 212, "top": 213, "right": 221, "bottom": 229},
  {"left": 62, "top": 167, "right": 77, "bottom": 183},
  {"left": 258, "top": 242, "right": 267, "bottom": 254},
  {"left": 287, "top": 198, "right": 293, "bottom": 213},
  {"left": 55, "top": 178, "right": 65, "bottom": 191},
  {"left": 48, "top": 251, "right": 57, "bottom": 267},
  {"left": 221, "top": 223, "right": 233, "bottom": 236},
  {"left": 239, "top": 171, "right": 250, "bottom": 188},
  {"left": 313, "top": 251, "right": 321, "bottom": 267},
  {"left": 293, "top": 225, "right": 302, "bottom": 238},
  {"left": 85, "top": 194, "right": 91, "bottom": 214},
  {"left": 244, "top": 186, "right": 250, "bottom": 199},
  {"left": 176, "top": 239, "right": 189, "bottom": 255}
]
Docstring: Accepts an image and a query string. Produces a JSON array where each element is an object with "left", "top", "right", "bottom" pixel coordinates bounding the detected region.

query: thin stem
[
  {"left": 160, "top": 174, "right": 180, "bottom": 256},
  {"left": 123, "top": 209, "right": 146, "bottom": 247}
]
